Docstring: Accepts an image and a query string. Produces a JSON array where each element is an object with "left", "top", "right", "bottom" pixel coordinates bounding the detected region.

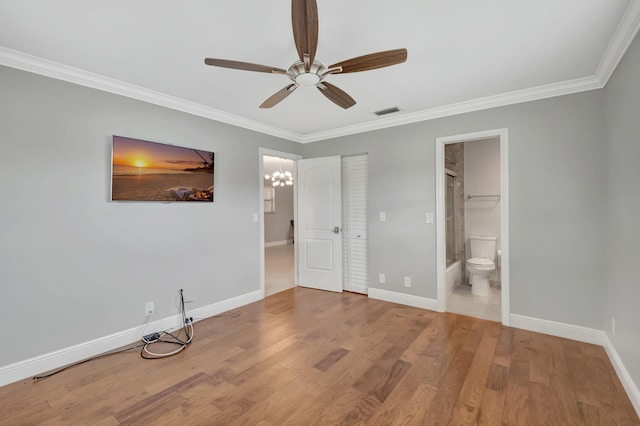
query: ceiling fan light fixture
[{"left": 295, "top": 72, "right": 321, "bottom": 86}]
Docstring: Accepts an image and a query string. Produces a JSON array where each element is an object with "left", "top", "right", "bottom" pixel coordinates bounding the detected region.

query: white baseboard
[
  {"left": 367, "top": 288, "right": 438, "bottom": 311},
  {"left": 265, "top": 240, "right": 293, "bottom": 248},
  {"left": 602, "top": 333, "right": 640, "bottom": 417},
  {"left": 510, "top": 313, "right": 639, "bottom": 417},
  {"left": 186, "top": 289, "right": 263, "bottom": 323},
  {"left": 509, "top": 313, "right": 605, "bottom": 345},
  {"left": 0, "top": 289, "right": 263, "bottom": 387}
]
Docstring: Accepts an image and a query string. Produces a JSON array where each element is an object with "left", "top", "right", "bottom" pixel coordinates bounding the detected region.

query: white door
[
  {"left": 342, "top": 155, "right": 368, "bottom": 294},
  {"left": 297, "top": 156, "right": 342, "bottom": 292}
]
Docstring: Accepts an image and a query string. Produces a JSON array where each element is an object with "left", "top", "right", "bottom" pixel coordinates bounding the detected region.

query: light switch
[
  {"left": 252, "top": 213, "right": 258, "bottom": 223},
  {"left": 379, "top": 211, "right": 386, "bottom": 222},
  {"left": 426, "top": 212, "right": 434, "bottom": 224}
]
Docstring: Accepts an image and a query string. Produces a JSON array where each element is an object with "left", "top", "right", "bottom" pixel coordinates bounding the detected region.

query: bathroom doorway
[{"left": 435, "top": 129, "right": 510, "bottom": 325}]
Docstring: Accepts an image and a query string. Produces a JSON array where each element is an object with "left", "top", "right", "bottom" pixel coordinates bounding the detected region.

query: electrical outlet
[
  {"left": 612, "top": 317, "right": 616, "bottom": 336},
  {"left": 404, "top": 276, "right": 412, "bottom": 287},
  {"left": 379, "top": 273, "right": 386, "bottom": 284},
  {"left": 426, "top": 212, "right": 434, "bottom": 223},
  {"left": 379, "top": 211, "right": 386, "bottom": 222},
  {"left": 145, "top": 301, "right": 154, "bottom": 316}
]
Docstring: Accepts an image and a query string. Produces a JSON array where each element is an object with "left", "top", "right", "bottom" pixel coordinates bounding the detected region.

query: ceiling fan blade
[
  {"left": 204, "top": 58, "right": 287, "bottom": 74},
  {"left": 292, "top": 0, "right": 318, "bottom": 68},
  {"left": 329, "top": 48, "right": 408, "bottom": 74},
  {"left": 259, "top": 84, "right": 298, "bottom": 108},
  {"left": 317, "top": 82, "right": 356, "bottom": 109}
]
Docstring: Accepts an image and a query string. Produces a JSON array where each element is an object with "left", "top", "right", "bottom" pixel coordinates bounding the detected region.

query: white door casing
[
  {"left": 297, "top": 156, "right": 343, "bottom": 292},
  {"left": 435, "top": 128, "right": 510, "bottom": 326}
]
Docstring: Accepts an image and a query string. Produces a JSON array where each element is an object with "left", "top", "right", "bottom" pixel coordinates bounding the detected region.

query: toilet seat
[{"left": 467, "top": 258, "right": 495, "bottom": 270}]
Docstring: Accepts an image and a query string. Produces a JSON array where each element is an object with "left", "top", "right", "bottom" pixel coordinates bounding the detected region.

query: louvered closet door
[{"left": 341, "top": 155, "right": 369, "bottom": 294}]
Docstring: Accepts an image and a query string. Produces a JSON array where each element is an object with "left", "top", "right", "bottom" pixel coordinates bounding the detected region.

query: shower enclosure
[
  {"left": 445, "top": 171, "right": 458, "bottom": 266},
  {"left": 444, "top": 142, "right": 465, "bottom": 294}
]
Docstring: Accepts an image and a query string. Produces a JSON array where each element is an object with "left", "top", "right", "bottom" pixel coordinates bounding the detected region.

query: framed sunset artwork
[{"left": 111, "top": 136, "right": 215, "bottom": 202}]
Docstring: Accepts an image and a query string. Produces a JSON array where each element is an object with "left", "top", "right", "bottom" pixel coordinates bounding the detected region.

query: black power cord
[{"left": 33, "top": 344, "right": 145, "bottom": 381}]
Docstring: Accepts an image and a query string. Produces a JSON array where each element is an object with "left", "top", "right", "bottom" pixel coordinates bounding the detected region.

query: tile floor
[
  {"left": 447, "top": 283, "right": 501, "bottom": 322},
  {"left": 265, "top": 243, "right": 295, "bottom": 297}
]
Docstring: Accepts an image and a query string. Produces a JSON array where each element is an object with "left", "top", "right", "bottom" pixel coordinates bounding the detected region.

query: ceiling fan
[{"left": 204, "top": 0, "right": 407, "bottom": 109}]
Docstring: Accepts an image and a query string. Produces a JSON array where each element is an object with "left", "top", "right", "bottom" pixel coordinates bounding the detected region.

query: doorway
[
  {"left": 259, "top": 148, "right": 302, "bottom": 298},
  {"left": 259, "top": 150, "right": 369, "bottom": 298},
  {"left": 435, "top": 129, "right": 510, "bottom": 325}
]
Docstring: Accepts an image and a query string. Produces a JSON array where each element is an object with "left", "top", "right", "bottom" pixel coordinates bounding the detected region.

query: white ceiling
[{"left": 1, "top": 1, "right": 638, "bottom": 142}]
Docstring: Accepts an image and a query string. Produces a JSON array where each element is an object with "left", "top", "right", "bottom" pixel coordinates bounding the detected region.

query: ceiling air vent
[{"left": 372, "top": 106, "right": 401, "bottom": 116}]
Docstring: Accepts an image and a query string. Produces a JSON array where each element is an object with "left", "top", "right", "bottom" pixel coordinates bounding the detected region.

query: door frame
[
  {"left": 435, "top": 128, "right": 510, "bottom": 326},
  {"left": 259, "top": 148, "right": 303, "bottom": 298}
]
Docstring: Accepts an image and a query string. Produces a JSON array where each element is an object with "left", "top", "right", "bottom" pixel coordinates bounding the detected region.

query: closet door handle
[{"left": 333, "top": 226, "right": 341, "bottom": 234}]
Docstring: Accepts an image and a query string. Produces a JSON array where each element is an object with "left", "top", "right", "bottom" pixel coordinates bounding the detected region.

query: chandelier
[{"left": 265, "top": 159, "right": 293, "bottom": 187}]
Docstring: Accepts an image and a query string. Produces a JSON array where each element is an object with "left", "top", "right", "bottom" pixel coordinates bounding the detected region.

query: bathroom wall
[
  {"left": 444, "top": 143, "right": 465, "bottom": 266},
  {"left": 464, "top": 137, "right": 501, "bottom": 282}
]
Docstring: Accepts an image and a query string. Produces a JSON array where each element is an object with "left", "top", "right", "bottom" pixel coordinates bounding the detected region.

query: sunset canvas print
[{"left": 111, "top": 136, "right": 214, "bottom": 202}]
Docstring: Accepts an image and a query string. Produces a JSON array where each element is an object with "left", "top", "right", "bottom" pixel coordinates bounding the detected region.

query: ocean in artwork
[{"left": 111, "top": 136, "right": 214, "bottom": 202}]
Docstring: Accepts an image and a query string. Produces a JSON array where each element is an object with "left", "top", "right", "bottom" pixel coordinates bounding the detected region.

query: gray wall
[
  {"left": 0, "top": 65, "right": 301, "bottom": 367},
  {"left": 302, "top": 90, "right": 607, "bottom": 329},
  {"left": 264, "top": 184, "right": 294, "bottom": 243},
  {"left": 3, "top": 35, "right": 638, "bottom": 388},
  {"left": 603, "top": 31, "right": 640, "bottom": 390}
]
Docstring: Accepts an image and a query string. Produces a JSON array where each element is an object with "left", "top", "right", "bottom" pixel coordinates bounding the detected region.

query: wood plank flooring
[{"left": 0, "top": 288, "right": 637, "bottom": 425}]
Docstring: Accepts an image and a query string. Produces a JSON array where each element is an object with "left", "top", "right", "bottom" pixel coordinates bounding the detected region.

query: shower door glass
[{"left": 445, "top": 173, "right": 457, "bottom": 266}]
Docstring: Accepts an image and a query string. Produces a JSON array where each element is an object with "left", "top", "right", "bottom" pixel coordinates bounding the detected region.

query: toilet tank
[{"left": 469, "top": 236, "right": 497, "bottom": 261}]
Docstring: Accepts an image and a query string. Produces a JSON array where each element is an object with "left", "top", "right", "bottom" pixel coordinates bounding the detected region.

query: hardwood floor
[{"left": 1, "top": 288, "right": 637, "bottom": 425}]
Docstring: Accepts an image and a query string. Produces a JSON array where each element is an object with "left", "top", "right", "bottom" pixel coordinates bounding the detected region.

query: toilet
[{"left": 466, "top": 236, "right": 497, "bottom": 296}]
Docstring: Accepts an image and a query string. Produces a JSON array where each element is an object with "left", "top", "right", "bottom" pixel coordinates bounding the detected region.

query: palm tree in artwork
[{"left": 192, "top": 150, "right": 214, "bottom": 172}]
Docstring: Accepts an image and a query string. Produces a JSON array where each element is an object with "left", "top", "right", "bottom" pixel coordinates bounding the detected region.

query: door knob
[{"left": 333, "top": 226, "right": 341, "bottom": 234}]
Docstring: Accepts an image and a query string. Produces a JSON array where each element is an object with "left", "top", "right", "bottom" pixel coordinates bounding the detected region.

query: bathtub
[{"left": 446, "top": 260, "right": 463, "bottom": 295}]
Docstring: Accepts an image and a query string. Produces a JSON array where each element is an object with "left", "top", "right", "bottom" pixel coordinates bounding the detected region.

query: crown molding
[
  {"left": 0, "top": 47, "right": 303, "bottom": 143},
  {"left": 595, "top": 0, "right": 640, "bottom": 84},
  {"left": 2, "top": 1, "right": 639, "bottom": 145},
  {"left": 298, "top": 75, "right": 602, "bottom": 143}
]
